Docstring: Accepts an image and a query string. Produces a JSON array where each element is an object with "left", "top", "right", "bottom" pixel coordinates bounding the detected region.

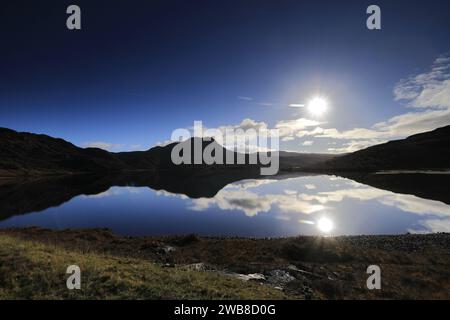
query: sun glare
[
  {"left": 307, "top": 97, "right": 328, "bottom": 116},
  {"left": 317, "top": 217, "right": 333, "bottom": 233}
]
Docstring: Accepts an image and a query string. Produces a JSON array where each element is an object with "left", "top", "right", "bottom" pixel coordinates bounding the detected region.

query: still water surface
[{"left": 0, "top": 174, "right": 449, "bottom": 237}]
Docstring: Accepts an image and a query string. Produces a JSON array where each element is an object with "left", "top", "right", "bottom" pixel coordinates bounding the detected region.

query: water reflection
[
  {"left": 0, "top": 172, "right": 449, "bottom": 236},
  {"left": 180, "top": 174, "right": 450, "bottom": 234},
  {"left": 317, "top": 217, "right": 334, "bottom": 233}
]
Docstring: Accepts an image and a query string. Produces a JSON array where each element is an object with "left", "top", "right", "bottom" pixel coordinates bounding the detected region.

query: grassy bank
[
  {"left": 0, "top": 228, "right": 449, "bottom": 299},
  {"left": 0, "top": 233, "right": 292, "bottom": 299}
]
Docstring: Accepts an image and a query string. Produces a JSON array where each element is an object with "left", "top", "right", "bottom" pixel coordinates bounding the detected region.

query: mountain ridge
[
  {"left": 316, "top": 125, "right": 450, "bottom": 171},
  {"left": 1, "top": 125, "right": 449, "bottom": 177}
]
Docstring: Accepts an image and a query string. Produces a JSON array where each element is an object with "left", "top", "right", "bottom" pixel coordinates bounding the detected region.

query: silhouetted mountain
[
  {"left": 317, "top": 125, "right": 450, "bottom": 172},
  {"left": 144, "top": 127, "right": 450, "bottom": 172},
  {"left": 140, "top": 139, "right": 338, "bottom": 172},
  {"left": 0, "top": 128, "right": 127, "bottom": 176},
  {"left": 277, "top": 151, "right": 337, "bottom": 170},
  {"left": 1, "top": 125, "right": 449, "bottom": 177},
  {"left": 133, "top": 138, "right": 237, "bottom": 170},
  {"left": 0, "top": 129, "right": 268, "bottom": 177},
  {"left": 142, "top": 138, "right": 265, "bottom": 171}
]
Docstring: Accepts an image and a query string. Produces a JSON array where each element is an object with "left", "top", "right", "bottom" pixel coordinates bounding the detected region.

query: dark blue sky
[{"left": 1, "top": 0, "right": 450, "bottom": 152}]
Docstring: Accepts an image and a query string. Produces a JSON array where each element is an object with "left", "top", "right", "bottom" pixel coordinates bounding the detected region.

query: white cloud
[
  {"left": 189, "top": 189, "right": 325, "bottom": 217},
  {"left": 302, "top": 140, "right": 314, "bottom": 146},
  {"left": 155, "top": 190, "right": 189, "bottom": 199},
  {"left": 299, "top": 187, "right": 388, "bottom": 203},
  {"left": 84, "top": 142, "right": 146, "bottom": 152},
  {"left": 83, "top": 187, "right": 140, "bottom": 198},
  {"left": 408, "top": 219, "right": 450, "bottom": 233},
  {"left": 317, "top": 127, "right": 391, "bottom": 140},
  {"left": 155, "top": 140, "right": 174, "bottom": 147},
  {"left": 227, "top": 118, "right": 268, "bottom": 132},
  {"left": 285, "top": 54, "right": 450, "bottom": 149},
  {"left": 167, "top": 118, "right": 279, "bottom": 153},
  {"left": 162, "top": 55, "right": 450, "bottom": 154},
  {"left": 238, "top": 96, "right": 253, "bottom": 101},
  {"left": 275, "top": 118, "right": 323, "bottom": 137},
  {"left": 83, "top": 141, "right": 123, "bottom": 151},
  {"left": 83, "top": 190, "right": 118, "bottom": 198},
  {"left": 299, "top": 187, "right": 450, "bottom": 218},
  {"left": 371, "top": 108, "right": 450, "bottom": 137},
  {"left": 394, "top": 53, "right": 450, "bottom": 108},
  {"left": 215, "top": 118, "right": 276, "bottom": 152},
  {"left": 379, "top": 194, "right": 450, "bottom": 217},
  {"left": 194, "top": 118, "right": 269, "bottom": 138},
  {"left": 327, "top": 139, "right": 386, "bottom": 153},
  {"left": 295, "top": 126, "right": 326, "bottom": 138},
  {"left": 190, "top": 179, "right": 450, "bottom": 218},
  {"left": 225, "top": 179, "right": 275, "bottom": 190},
  {"left": 153, "top": 175, "right": 450, "bottom": 226}
]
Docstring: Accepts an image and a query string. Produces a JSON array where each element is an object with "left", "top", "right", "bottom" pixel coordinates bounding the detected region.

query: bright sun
[
  {"left": 307, "top": 97, "right": 328, "bottom": 116},
  {"left": 317, "top": 217, "right": 333, "bottom": 233}
]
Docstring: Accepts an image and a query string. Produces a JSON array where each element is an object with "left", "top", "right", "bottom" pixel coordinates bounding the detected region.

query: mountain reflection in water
[{"left": 0, "top": 171, "right": 449, "bottom": 237}]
